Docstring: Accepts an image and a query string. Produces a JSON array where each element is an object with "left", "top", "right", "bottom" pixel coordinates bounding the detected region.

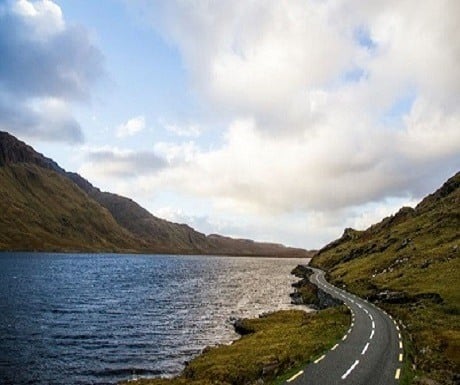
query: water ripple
[{"left": 0, "top": 253, "right": 307, "bottom": 384}]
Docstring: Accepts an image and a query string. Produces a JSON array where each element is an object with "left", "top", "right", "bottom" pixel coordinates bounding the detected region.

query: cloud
[
  {"left": 129, "top": 0, "right": 460, "bottom": 203},
  {"left": 113, "top": 0, "right": 460, "bottom": 246},
  {"left": 80, "top": 146, "right": 167, "bottom": 178},
  {"left": 116, "top": 116, "right": 146, "bottom": 138},
  {"left": 161, "top": 120, "right": 202, "bottom": 138},
  {"left": 153, "top": 141, "right": 199, "bottom": 163},
  {"left": 0, "top": 0, "right": 104, "bottom": 143},
  {"left": 0, "top": 97, "right": 83, "bottom": 143}
]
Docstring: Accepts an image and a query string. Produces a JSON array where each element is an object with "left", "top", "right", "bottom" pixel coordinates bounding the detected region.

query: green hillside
[
  {"left": 311, "top": 172, "right": 460, "bottom": 384},
  {"left": 0, "top": 131, "right": 308, "bottom": 256},
  {"left": 0, "top": 163, "right": 142, "bottom": 252}
]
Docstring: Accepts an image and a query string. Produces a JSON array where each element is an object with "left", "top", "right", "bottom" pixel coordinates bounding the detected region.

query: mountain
[
  {"left": 0, "top": 131, "right": 308, "bottom": 257},
  {"left": 310, "top": 172, "right": 460, "bottom": 384}
]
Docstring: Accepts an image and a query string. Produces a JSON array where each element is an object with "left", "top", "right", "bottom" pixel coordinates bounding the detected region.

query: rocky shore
[
  {"left": 288, "top": 265, "right": 343, "bottom": 310},
  {"left": 231, "top": 265, "right": 342, "bottom": 335}
]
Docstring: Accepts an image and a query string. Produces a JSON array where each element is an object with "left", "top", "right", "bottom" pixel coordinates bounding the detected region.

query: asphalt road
[{"left": 285, "top": 267, "right": 402, "bottom": 385}]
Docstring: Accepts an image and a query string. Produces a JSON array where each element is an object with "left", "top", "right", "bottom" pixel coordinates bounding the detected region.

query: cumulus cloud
[
  {"left": 116, "top": 116, "right": 146, "bottom": 138},
  {"left": 0, "top": 0, "right": 104, "bottom": 143},
  {"left": 128, "top": 0, "right": 460, "bottom": 215}
]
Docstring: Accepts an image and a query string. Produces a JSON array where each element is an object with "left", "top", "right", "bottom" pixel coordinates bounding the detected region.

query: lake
[{"left": 0, "top": 253, "right": 307, "bottom": 385}]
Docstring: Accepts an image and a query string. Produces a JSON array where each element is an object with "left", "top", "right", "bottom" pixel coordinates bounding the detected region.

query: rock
[
  {"left": 396, "top": 238, "right": 411, "bottom": 251},
  {"left": 414, "top": 292, "right": 443, "bottom": 304},
  {"left": 420, "top": 260, "right": 431, "bottom": 269},
  {"left": 317, "top": 289, "right": 342, "bottom": 309},
  {"left": 291, "top": 278, "right": 309, "bottom": 288},
  {"left": 291, "top": 265, "right": 313, "bottom": 278},
  {"left": 290, "top": 265, "right": 342, "bottom": 309},
  {"left": 289, "top": 291, "right": 304, "bottom": 305},
  {"left": 261, "top": 359, "right": 280, "bottom": 377},
  {"left": 233, "top": 319, "right": 254, "bottom": 335},
  {"left": 370, "top": 290, "right": 412, "bottom": 304}
]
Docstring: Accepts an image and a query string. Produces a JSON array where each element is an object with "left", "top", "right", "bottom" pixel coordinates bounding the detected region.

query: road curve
[{"left": 285, "top": 267, "right": 402, "bottom": 385}]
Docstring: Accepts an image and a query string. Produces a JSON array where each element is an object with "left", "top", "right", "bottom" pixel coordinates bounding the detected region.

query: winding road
[{"left": 285, "top": 267, "right": 402, "bottom": 385}]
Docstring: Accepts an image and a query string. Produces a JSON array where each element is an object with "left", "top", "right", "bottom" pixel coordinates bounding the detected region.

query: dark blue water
[{"left": 0, "top": 253, "right": 306, "bottom": 385}]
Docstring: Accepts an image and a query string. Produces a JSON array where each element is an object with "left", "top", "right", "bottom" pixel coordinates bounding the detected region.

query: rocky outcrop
[
  {"left": 0, "top": 131, "right": 62, "bottom": 172},
  {"left": 233, "top": 319, "right": 255, "bottom": 335},
  {"left": 368, "top": 290, "right": 443, "bottom": 305},
  {"left": 290, "top": 265, "right": 342, "bottom": 309}
]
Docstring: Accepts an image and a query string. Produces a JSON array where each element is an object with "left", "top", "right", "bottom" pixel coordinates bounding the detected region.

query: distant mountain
[
  {"left": 310, "top": 172, "right": 460, "bottom": 384},
  {"left": 0, "top": 131, "right": 309, "bottom": 257}
]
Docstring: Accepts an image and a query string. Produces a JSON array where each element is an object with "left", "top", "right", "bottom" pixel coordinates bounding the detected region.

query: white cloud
[
  {"left": 12, "top": 0, "right": 64, "bottom": 39},
  {"left": 162, "top": 120, "right": 202, "bottom": 138},
  {"left": 0, "top": 0, "right": 103, "bottom": 143},
  {"left": 115, "top": 0, "right": 460, "bottom": 247},
  {"left": 116, "top": 115, "right": 146, "bottom": 138},
  {"left": 153, "top": 141, "right": 199, "bottom": 164}
]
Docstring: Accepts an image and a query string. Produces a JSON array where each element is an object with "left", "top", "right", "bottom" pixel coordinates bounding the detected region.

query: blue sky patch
[{"left": 354, "top": 26, "right": 376, "bottom": 50}]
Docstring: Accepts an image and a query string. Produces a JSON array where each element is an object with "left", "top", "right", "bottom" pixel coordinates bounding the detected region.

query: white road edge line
[
  {"left": 287, "top": 370, "right": 304, "bottom": 383},
  {"left": 342, "top": 334, "right": 348, "bottom": 341},
  {"left": 370, "top": 329, "right": 375, "bottom": 339},
  {"left": 314, "top": 354, "right": 326, "bottom": 364},
  {"left": 331, "top": 343, "right": 339, "bottom": 350},
  {"left": 399, "top": 341, "right": 403, "bottom": 349},
  {"left": 341, "top": 360, "right": 359, "bottom": 380},
  {"left": 361, "top": 342, "right": 370, "bottom": 355},
  {"left": 399, "top": 353, "right": 403, "bottom": 362},
  {"left": 395, "top": 368, "right": 401, "bottom": 379}
]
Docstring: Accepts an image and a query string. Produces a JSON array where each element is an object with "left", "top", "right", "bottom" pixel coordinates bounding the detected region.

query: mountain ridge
[{"left": 0, "top": 131, "right": 309, "bottom": 257}]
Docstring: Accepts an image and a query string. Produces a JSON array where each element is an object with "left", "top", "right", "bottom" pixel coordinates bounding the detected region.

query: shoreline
[{"left": 120, "top": 264, "right": 349, "bottom": 385}]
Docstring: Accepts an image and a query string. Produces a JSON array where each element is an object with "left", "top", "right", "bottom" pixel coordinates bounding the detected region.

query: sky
[{"left": 1, "top": 0, "right": 459, "bottom": 249}]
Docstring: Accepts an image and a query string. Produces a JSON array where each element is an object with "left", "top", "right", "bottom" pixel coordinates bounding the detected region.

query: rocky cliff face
[{"left": 0, "top": 132, "right": 61, "bottom": 171}]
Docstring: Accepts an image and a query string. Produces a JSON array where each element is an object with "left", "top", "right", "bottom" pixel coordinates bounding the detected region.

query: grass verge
[{"left": 120, "top": 306, "right": 350, "bottom": 385}]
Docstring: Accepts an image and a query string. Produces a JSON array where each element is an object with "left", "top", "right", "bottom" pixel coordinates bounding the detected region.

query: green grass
[
  {"left": 0, "top": 164, "right": 142, "bottom": 252},
  {"left": 120, "top": 307, "right": 350, "bottom": 385},
  {"left": 311, "top": 172, "right": 460, "bottom": 384}
]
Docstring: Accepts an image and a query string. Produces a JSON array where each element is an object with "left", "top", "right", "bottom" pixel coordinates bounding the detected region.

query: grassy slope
[
  {"left": 67, "top": 172, "right": 308, "bottom": 257},
  {"left": 0, "top": 164, "right": 143, "bottom": 252},
  {"left": 311, "top": 172, "right": 460, "bottom": 384},
  {"left": 120, "top": 307, "right": 350, "bottom": 385},
  {"left": 0, "top": 131, "right": 309, "bottom": 256}
]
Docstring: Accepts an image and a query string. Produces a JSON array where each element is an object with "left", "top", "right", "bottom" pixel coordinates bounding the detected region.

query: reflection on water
[{"left": 0, "top": 253, "right": 307, "bottom": 385}]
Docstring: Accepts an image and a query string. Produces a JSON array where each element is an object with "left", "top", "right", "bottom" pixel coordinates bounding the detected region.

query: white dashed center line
[
  {"left": 361, "top": 342, "right": 370, "bottom": 355},
  {"left": 341, "top": 360, "right": 359, "bottom": 380}
]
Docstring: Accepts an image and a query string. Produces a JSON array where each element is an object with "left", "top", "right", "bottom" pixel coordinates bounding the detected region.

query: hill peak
[{"left": 0, "top": 131, "right": 62, "bottom": 173}]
